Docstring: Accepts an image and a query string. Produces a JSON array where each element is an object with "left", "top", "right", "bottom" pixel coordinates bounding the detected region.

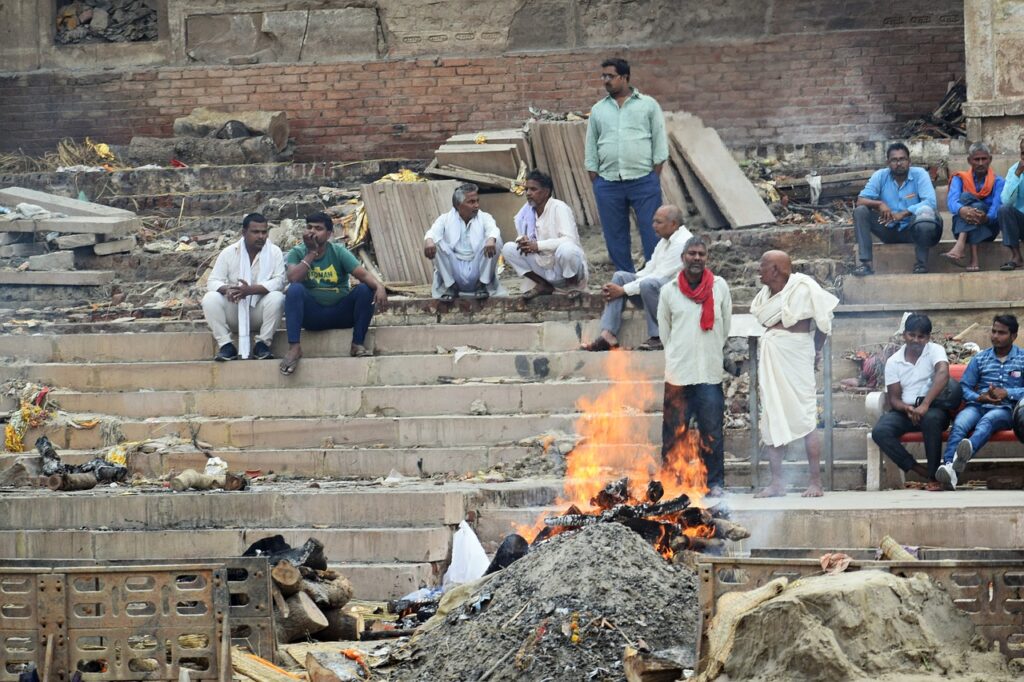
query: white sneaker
[
  {"left": 935, "top": 463, "right": 958, "bottom": 491},
  {"left": 953, "top": 438, "right": 974, "bottom": 474}
]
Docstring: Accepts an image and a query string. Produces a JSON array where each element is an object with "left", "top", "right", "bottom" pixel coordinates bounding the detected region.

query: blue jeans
[
  {"left": 592, "top": 172, "right": 662, "bottom": 273},
  {"left": 285, "top": 282, "right": 374, "bottom": 344},
  {"left": 941, "top": 404, "right": 1013, "bottom": 464},
  {"left": 662, "top": 382, "right": 726, "bottom": 489}
]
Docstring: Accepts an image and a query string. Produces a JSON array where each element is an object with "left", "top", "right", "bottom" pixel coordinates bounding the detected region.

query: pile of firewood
[{"left": 246, "top": 536, "right": 360, "bottom": 644}]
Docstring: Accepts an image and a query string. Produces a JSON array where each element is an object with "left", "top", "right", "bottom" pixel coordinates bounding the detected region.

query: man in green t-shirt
[{"left": 280, "top": 212, "right": 388, "bottom": 375}]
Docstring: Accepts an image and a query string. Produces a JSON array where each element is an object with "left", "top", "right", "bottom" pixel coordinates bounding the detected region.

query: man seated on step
[
  {"left": 581, "top": 204, "right": 691, "bottom": 351},
  {"left": 424, "top": 183, "right": 505, "bottom": 302},
  {"left": 853, "top": 142, "right": 941, "bottom": 276},
  {"left": 997, "top": 137, "right": 1024, "bottom": 271},
  {"left": 502, "top": 170, "right": 589, "bottom": 301},
  {"left": 941, "top": 142, "right": 1005, "bottom": 272},
  {"left": 278, "top": 212, "right": 388, "bottom": 375},
  {"left": 870, "top": 313, "right": 951, "bottom": 490},
  {"left": 201, "top": 212, "right": 285, "bottom": 362},
  {"left": 936, "top": 314, "right": 1024, "bottom": 490}
]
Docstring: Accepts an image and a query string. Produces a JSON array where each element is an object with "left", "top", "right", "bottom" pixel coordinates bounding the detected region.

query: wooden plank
[
  {"left": 0, "top": 270, "right": 113, "bottom": 286},
  {"left": 659, "top": 163, "right": 688, "bottom": 217},
  {"left": 446, "top": 130, "right": 532, "bottom": 169},
  {"left": 0, "top": 216, "right": 139, "bottom": 236},
  {"left": 425, "top": 160, "right": 517, "bottom": 191},
  {"left": 563, "top": 122, "right": 599, "bottom": 226},
  {"left": 0, "top": 187, "right": 135, "bottom": 218},
  {"left": 669, "top": 125, "right": 775, "bottom": 228},
  {"left": 540, "top": 122, "right": 585, "bottom": 226},
  {"left": 527, "top": 121, "right": 551, "bottom": 175},
  {"left": 663, "top": 115, "right": 727, "bottom": 229},
  {"left": 435, "top": 144, "right": 522, "bottom": 179}
]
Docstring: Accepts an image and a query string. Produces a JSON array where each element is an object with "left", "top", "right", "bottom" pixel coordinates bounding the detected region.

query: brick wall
[{"left": 0, "top": 27, "right": 965, "bottom": 161}]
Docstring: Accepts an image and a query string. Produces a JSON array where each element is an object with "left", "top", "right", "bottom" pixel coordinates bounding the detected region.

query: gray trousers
[
  {"left": 600, "top": 271, "right": 667, "bottom": 338},
  {"left": 431, "top": 242, "right": 504, "bottom": 299},
  {"left": 999, "top": 205, "right": 1024, "bottom": 247},
  {"left": 854, "top": 204, "right": 942, "bottom": 268}
]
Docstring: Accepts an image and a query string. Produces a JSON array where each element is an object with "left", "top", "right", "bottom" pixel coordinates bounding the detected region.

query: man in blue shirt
[
  {"left": 997, "top": 138, "right": 1024, "bottom": 271},
  {"left": 941, "top": 142, "right": 1005, "bottom": 272},
  {"left": 585, "top": 57, "right": 668, "bottom": 274},
  {"left": 853, "top": 142, "right": 942, "bottom": 275},
  {"left": 936, "top": 314, "right": 1024, "bottom": 490}
]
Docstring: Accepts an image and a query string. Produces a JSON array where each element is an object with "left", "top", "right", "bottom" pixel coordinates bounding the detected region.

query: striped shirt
[{"left": 960, "top": 345, "right": 1024, "bottom": 408}]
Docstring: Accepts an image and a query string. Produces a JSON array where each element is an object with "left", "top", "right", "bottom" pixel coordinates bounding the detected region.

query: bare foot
[
  {"left": 754, "top": 483, "right": 786, "bottom": 498},
  {"left": 802, "top": 483, "right": 824, "bottom": 497},
  {"left": 941, "top": 251, "right": 964, "bottom": 262},
  {"left": 279, "top": 345, "right": 302, "bottom": 375}
]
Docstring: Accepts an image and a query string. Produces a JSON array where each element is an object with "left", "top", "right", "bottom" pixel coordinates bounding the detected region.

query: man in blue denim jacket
[{"left": 936, "top": 314, "right": 1024, "bottom": 490}]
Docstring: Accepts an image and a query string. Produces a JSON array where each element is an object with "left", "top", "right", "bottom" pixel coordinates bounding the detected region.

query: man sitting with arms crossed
[
  {"left": 936, "top": 314, "right": 1024, "bottom": 490},
  {"left": 870, "top": 313, "right": 951, "bottom": 490},
  {"left": 202, "top": 212, "right": 285, "bottom": 361},
  {"left": 279, "top": 212, "right": 388, "bottom": 375},
  {"left": 424, "top": 183, "right": 504, "bottom": 302},
  {"left": 582, "top": 204, "right": 691, "bottom": 351}
]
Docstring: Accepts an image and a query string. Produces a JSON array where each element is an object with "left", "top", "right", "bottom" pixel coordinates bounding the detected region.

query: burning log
[
  {"left": 713, "top": 518, "right": 751, "bottom": 541},
  {"left": 591, "top": 477, "right": 630, "bottom": 509},
  {"left": 646, "top": 480, "right": 664, "bottom": 504},
  {"left": 679, "top": 506, "right": 714, "bottom": 530},
  {"left": 670, "top": 535, "right": 725, "bottom": 555},
  {"left": 46, "top": 472, "right": 97, "bottom": 491}
]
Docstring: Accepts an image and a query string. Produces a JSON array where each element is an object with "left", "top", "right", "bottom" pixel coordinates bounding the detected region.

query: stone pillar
[{"left": 963, "top": 0, "right": 1024, "bottom": 152}]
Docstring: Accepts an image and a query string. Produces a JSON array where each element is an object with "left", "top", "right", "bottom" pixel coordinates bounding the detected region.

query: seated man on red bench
[
  {"left": 936, "top": 314, "right": 1024, "bottom": 490},
  {"left": 871, "top": 314, "right": 951, "bottom": 488}
]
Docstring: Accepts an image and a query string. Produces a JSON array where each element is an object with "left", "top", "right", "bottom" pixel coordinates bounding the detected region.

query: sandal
[
  {"left": 940, "top": 252, "right": 966, "bottom": 267},
  {"left": 912, "top": 263, "right": 928, "bottom": 274},
  {"left": 279, "top": 354, "right": 301, "bottom": 375},
  {"left": 965, "top": 265, "right": 981, "bottom": 272},
  {"left": 925, "top": 481, "right": 944, "bottom": 492},
  {"left": 439, "top": 287, "right": 456, "bottom": 303},
  {"left": 636, "top": 337, "right": 664, "bottom": 351},
  {"left": 566, "top": 289, "right": 584, "bottom": 301},
  {"left": 1000, "top": 261, "right": 1020, "bottom": 271},
  {"left": 852, "top": 264, "right": 873, "bottom": 277},
  {"left": 474, "top": 287, "right": 490, "bottom": 301},
  {"left": 581, "top": 336, "right": 618, "bottom": 352},
  {"left": 522, "top": 286, "right": 553, "bottom": 301},
  {"left": 350, "top": 344, "right": 372, "bottom": 358}
]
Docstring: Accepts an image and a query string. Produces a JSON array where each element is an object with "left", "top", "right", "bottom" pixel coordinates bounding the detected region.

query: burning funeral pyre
[{"left": 514, "top": 352, "right": 749, "bottom": 559}]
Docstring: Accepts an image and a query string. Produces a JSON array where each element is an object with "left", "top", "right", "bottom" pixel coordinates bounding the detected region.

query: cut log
[
  {"left": 275, "top": 591, "right": 328, "bottom": 644},
  {"left": 623, "top": 645, "right": 683, "bottom": 682},
  {"left": 272, "top": 561, "right": 302, "bottom": 597},
  {"left": 173, "top": 107, "right": 290, "bottom": 152},
  {"left": 304, "top": 651, "right": 364, "bottom": 682},
  {"left": 230, "top": 646, "right": 301, "bottom": 682},
  {"left": 272, "top": 584, "right": 291, "bottom": 619},
  {"left": 300, "top": 575, "right": 353, "bottom": 610},
  {"left": 316, "top": 605, "right": 363, "bottom": 642},
  {"left": 124, "top": 136, "right": 281, "bottom": 166},
  {"left": 712, "top": 518, "right": 751, "bottom": 541},
  {"left": 46, "top": 472, "right": 97, "bottom": 491},
  {"left": 170, "top": 468, "right": 224, "bottom": 491}
]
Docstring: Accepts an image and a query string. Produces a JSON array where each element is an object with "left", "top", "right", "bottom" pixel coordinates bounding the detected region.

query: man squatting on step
[
  {"left": 871, "top": 313, "right": 951, "bottom": 489},
  {"left": 582, "top": 204, "right": 691, "bottom": 352},
  {"left": 658, "top": 235, "right": 732, "bottom": 496},
  {"left": 424, "top": 183, "right": 505, "bottom": 302},
  {"left": 935, "top": 314, "right": 1024, "bottom": 491},
  {"left": 202, "top": 212, "right": 285, "bottom": 362},
  {"left": 941, "top": 142, "right": 1005, "bottom": 271},
  {"left": 750, "top": 250, "right": 839, "bottom": 498},
  {"left": 279, "top": 212, "right": 388, "bottom": 375}
]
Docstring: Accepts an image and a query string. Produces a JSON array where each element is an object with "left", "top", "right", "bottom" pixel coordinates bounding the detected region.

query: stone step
[
  {"left": 0, "top": 526, "right": 451, "bottom": 564},
  {"left": 26, "top": 413, "right": 871, "bottom": 457},
  {"left": 334, "top": 562, "right": 436, "bottom": 600},
  {"left": 2, "top": 350, "right": 663, "bottom": 391},
  {"left": 840, "top": 270, "right": 1024, "bottom": 306},
  {"left": 871, "top": 240, "right": 1014, "bottom": 274},
  {"left": 48, "top": 380, "right": 664, "bottom": 419},
  {"left": 0, "top": 486, "right": 467, "bottom": 531}
]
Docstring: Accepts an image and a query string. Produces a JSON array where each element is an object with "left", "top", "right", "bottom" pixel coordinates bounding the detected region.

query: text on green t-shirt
[{"left": 286, "top": 242, "right": 361, "bottom": 306}]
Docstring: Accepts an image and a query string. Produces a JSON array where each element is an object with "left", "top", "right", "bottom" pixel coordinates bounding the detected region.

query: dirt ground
[{"left": 383, "top": 523, "right": 700, "bottom": 681}]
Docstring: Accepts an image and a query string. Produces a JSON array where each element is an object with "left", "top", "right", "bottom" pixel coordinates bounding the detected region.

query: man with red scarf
[
  {"left": 941, "top": 142, "right": 1005, "bottom": 271},
  {"left": 657, "top": 235, "right": 733, "bottom": 496}
]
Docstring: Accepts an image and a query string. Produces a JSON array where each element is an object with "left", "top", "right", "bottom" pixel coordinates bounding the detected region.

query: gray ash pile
[{"left": 384, "top": 523, "right": 700, "bottom": 681}]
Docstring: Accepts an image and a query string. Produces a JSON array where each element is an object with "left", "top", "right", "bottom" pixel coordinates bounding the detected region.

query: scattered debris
[
  {"left": 898, "top": 78, "right": 967, "bottom": 140},
  {"left": 173, "top": 108, "right": 290, "bottom": 153},
  {"left": 56, "top": 0, "right": 158, "bottom": 44}
]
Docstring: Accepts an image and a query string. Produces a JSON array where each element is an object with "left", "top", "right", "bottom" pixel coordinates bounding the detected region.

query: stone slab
[
  {"left": 872, "top": 240, "right": 1010, "bottom": 274},
  {"left": 0, "top": 242, "right": 45, "bottom": 257},
  {"left": 27, "top": 250, "right": 74, "bottom": 271},
  {"left": 54, "top": 233, "right": 98, "bottom": 250},
  {"left": 841, "top": 271, "right": 1024, "bottom": 305},
  {"left": 0, "top": 216, "right": 138, "bottom": 236},
  {"left": 0, "top": 186, "right": 136, "bottom": 218},
  {"left": 0, "top": 270, "right": 112, "bottom": 286},
  {"left": 334, "top": 562, "right": 437, "bottom": 600},
  {"left": 93, "top": 235, "right": 137, "bottom": 255}
]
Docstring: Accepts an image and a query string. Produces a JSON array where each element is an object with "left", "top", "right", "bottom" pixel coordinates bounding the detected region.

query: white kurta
[
  {"left": 749, "top": 273, "right": 839, "bottom": 447},
  {"left": 424, "top": 208, "right": 505, "bottom": 298},
  {"left": 502, "top": 198, "right": 588, "bottom": 289}
]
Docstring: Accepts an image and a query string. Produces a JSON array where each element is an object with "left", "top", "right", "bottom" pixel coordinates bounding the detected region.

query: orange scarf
[
  {"left": 953, "top": 168, "right": 996, "bottom": 199},
  {"left": 677, "top": 268, "right": 716, "bottom": 331}
]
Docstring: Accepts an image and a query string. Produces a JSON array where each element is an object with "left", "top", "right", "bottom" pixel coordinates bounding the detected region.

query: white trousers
[
  {"left": 431, "top": 241, "right": 506, "bottom": 298},
  {"left": 501, "top": 241, "right": 588, "bottom": 289},
  {"left": 201, "top": 290, "right": 285, "bottom": 349}
]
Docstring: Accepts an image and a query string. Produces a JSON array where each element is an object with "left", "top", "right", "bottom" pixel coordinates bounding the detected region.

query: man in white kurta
[
  {"left": 749, "top": 250, "right": 838, "bottom": 497},
  {"left": 424, "top": 183, "right": 505, "bottom": 301},
  {"left": 201, "top": 213, "right": 286, "bottom": 361},
  {"left": 502, "top": 170, "right": 588, "bottom": 299}
]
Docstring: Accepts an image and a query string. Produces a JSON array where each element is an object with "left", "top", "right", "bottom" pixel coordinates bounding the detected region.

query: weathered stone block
[
  {"left": 302, "top": 8, "right": 381, "bottom": 61},
  {"left": 54, "top": 233, "right": 98, "bottom": 250},
  {"left": 508, "top": 0, "right": 575, "bottom": 51},
  {"left": 27, "top": 250, "right": 75, "bottom": 271}
]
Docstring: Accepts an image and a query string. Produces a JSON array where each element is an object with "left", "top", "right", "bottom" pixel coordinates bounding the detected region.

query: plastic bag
[{"left": 442, "top": 521, "right": 490, "bottom": 591}]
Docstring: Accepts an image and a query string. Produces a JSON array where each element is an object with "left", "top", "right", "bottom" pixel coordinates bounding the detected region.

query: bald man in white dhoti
[{"left": 749, "top": 250, "right": 839, "bottom": 497}]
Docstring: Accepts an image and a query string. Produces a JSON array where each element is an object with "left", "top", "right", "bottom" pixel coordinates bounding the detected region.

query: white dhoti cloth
[
  {"left": 500, "top": 241, "right": 589, "bottom": 291},
  {"left": 431, "top": 242, "right": 506, "bottom": 298},
  {"left": 750, "top": 272, "right": 839, "bottom": 447}
]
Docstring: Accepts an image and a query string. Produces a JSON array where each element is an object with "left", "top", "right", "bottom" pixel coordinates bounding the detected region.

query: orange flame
[{"left": 514, "top": 351, "right": 709, "bottom": 541}]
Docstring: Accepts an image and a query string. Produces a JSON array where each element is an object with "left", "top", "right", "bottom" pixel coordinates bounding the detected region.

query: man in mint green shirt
[
  {"left": 585, "top": 57, "right": 668, "bottom": 273},
  {"left": 998, "top": 138, "right": 1024, "bottom": 271}
]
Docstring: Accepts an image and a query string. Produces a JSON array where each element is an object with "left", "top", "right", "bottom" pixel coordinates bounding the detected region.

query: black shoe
[
  {"left": 252, "top": 341, "right": 273, "bottom": 360},
  {"left": 214, "top": 343, "right": 239, "bottom": 361},
  {"left": 852, "top": 264, "right": 874, "bottom": 277}
]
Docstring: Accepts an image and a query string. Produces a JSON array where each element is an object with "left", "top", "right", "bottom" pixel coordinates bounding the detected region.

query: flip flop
[
  {"left": 522, "top": 287, "right": 553, "bottom": 301},
  {"left": 565, "top": 289, "right": 584, "bottom": 301},
  {"left": 940, "top": 252, "right": 966, "bottom": 267},
  {"left": 925, "top": 481, "right": 944, "bottom": 492},
  {"left": 965, "top": 265, "right": 981, "bottom": 272},
  {"left": 1000, "top": 261, "right": 1020, "bottom": 271},
  {"left": 279, "top": 355, "right": 300, "bottom": 375},
  {"left": 350, "top": 344, "right": 372, "bottom": 358},
  {"left": 581, "top": 336, "right": 618, "bottom": 352}
]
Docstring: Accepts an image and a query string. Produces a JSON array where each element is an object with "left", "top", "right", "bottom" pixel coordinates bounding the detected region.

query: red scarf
[
  {"left": 677, "top": 268, "right": 715, "bottom": 331},
  {"left": 953, "top": 168, "right": 996, "bottom": 199}
]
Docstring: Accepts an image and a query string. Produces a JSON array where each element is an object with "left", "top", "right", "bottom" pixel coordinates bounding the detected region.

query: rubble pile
[
  {"left": 56, "top": 0, "right": 158, "bottom": 44},
  {"left": 384, "top": 523, "right": 700, "bottom": 681}
]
